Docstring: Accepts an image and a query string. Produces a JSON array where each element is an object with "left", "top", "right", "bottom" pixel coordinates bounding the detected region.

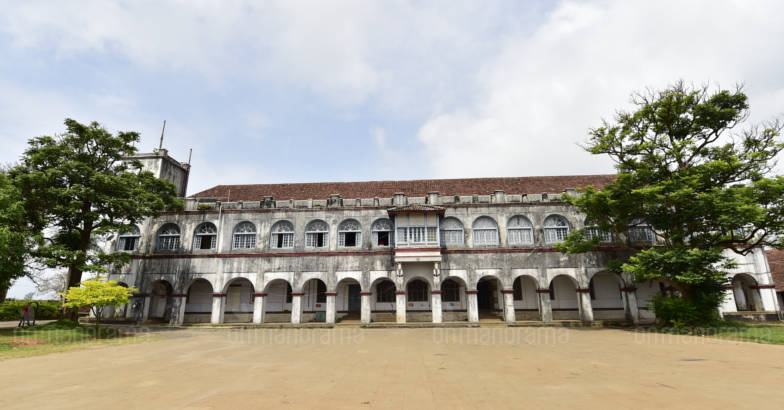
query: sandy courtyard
[{"left": 1, "top": 326, "right": 783, "bottom": 409}]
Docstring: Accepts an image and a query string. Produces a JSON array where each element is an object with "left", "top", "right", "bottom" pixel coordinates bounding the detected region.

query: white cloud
[
  {"left": 0, "top": 1, "right": 517, "bottom": 112},
  {"left": 418, "top": 0, "right": 784, "bottom": 178}
]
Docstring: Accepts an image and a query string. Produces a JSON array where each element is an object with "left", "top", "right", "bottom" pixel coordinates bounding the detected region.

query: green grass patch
[
  {"left": 0, "top": 319, "right": 153, "bottom": 360},
  {"left": 650, "top": 321, "right": 784, "bottom": 345}
]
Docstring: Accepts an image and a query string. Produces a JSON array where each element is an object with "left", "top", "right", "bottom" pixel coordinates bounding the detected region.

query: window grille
[
  {"left": 628, "top": 219, "right": 655, "bottom": 242},
  {"left": 584, "top": 218, "right": 612, "bottom": 243},
  {"left": 507, "top": 216, "right": 534, "bottom": 245},
  {"left": 157, "top": 223, "right": 180, "bottom": 251},
  {"left": 440, "top": 217, "right": 464, "bottom": 246},
  {"left": 232, "top": 222, "right": 257, "bottom": 249},
  {"left": 270, "top": 221, "right": 294, "bottom": 249},
  {"left": 441, "top": 279, "right": 460, "bottom": 302},
  {"left": 407, "top": 280, "right": 429, "bottom": 302},
  {"left": 371, "top": 218, "right": 393, "bottom": 246},
  {"left": 338, "top": 219, "right": 362, "bottom": 247},
  {"left": 193, "top": 222, "right": 218, "bottom": 250},
  {"left": 543, "top": 215, "right": 570, "bottom": 244},
  {"left": 472, "top": 216, "right": 499, "bottom": 246},
  {"left": 118, "top": 226, "right": 140, "bottom": 251},
  {"left": 376, "top": 281, "right": 396, "bottom": 303},
  {"left": 305, "top": 220, "right": 329, "bottom": 248}
]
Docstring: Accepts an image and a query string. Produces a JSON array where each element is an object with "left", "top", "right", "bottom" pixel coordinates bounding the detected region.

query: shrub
[
  {"left": 0, "top": 299, "right": 61, "bottom": 321},
  {"left": 650, "top": 292, "right": 722, "bottom": 328}
]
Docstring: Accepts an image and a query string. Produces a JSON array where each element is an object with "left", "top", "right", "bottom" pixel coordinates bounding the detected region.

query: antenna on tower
[
  {"left": 187, "top": 148, "right": 192, "bottom": 164},
  {"left": 158, "top": 120, "right": 166, "bottom": 151}
]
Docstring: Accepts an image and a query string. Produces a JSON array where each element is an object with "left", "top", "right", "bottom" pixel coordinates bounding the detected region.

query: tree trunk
[
  {"left": 0, "top": 284, "right": 8, "bottom": 304},
  {"left": 63, "top": 265, "right": 84, "bottom": 321}
]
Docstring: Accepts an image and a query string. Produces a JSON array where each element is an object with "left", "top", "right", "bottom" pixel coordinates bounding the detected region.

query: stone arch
[
  {"left": 335, "top": 277, "right": 363, "bottom": 319},
  {"left": 511, "top": 275, "right": 539, "bottom": 320},
  {"left": 262, "top": 278, "right": 293, "bottom": 323},
  {"left": 148, "top": 280, "right": 174, "bottom": 322},
  {"left": 404, "top": 275, "right": 434, "bottom": 289},
  {"left": 732, "top": 273, "right": 762, "bottom": 311},
  {"left": 589, "top": 272, "right": 624, "bottom": 319},
  {"left": 475, "top": 274, "right": 503, "bottom": 320},
  {"left": 223, "top": 277, "right": 254, "bottom": 323},
  {"left": 184, "top": 278, "right": 214, "bottom": 323},
  {"left": 300, "top": 277, "right": 328, "bottom": 322},
  {"left": 549, "top": 274, "right": 579, "bottom": 319},
  {"left": 405, "top": 278, "right": 432, "bottom": 322},
  {"left": 370, "top": 276, "right": 397, "bottom": 322}
]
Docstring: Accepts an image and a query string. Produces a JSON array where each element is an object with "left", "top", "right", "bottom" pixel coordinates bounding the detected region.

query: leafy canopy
[
  {"left": 10, "top": 119, "right": 183, "bottom": 288},
  {"left": 0, "top": 172, "right": 36, "bottom": 302},
  {"left": 558, "top": 82, "right": 784, "bottom": 324},
  {"left": 62, "top": 279, "right": 137, "bottom": 312}
]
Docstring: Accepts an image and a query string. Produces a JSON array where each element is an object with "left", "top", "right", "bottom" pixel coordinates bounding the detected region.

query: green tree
[
  {"left": 62, "top": 278, "right": 137, "bottom": 335},
  {"left": 10, "top": 119, "right": 183, "bottom": 302},
  {"left": 558, "top": 82, "right": 784, "bottom": 326},
  {"left": 0, "top": 172, "right": 35, "bottom": 303}
]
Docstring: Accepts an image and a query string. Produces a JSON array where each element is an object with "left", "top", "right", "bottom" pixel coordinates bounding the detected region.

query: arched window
[
  {"left": 117, "top": 226, "right": 140, "bottom": 251},
  {"left": 407, "top": 280, "right": 429, "bottom": 302},
  {"left": 371, "top": 218, "right": 393, "bottom": 246},
  {"left": 472, "top": 216, "right": 499, "bottom": 246},
  {"left": 507, "top": 216, "right": 534, "bottom": 245},
  {"left": 157, "top": 223, "right": 180, "bottom": 251},
  {"left": 441, "top": 279, "right": 460, "bottom": 302},
  {"left": 305, "top": 220, "right": 329, "bottom": 248},
  {"left": 270, "top": 221, "right": 294, "bottom": 249},
  {"left": 338, "top": 219, "right": 362, "bottom": 247},
  {"left": 232, "top": 222, "right": 257, "bottom": 249},
  {"left": 628, "top": 219, "right": 655, "bottom": 242},
  {"left": 440, "top": 217, "right": 464, "bottom": 246},
  {"left": 376, "top": 281, "right": 396, "bottom": 303},
  {"left": 193, "top": 222, "right": 217, "bottom": 250},
  {"left": 584, "top": 218, "right": 612, "bottom": 243},
  {"left": 543, "top": 215, "right": 570, "bottom": 244}
]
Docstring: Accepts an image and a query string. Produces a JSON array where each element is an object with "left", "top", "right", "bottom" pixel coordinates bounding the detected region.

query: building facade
[{"left": 105, "top": 151, "right": 781, "bottom": 324}]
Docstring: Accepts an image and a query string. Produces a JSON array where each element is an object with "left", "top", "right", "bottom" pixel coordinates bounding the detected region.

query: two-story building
[{"left": 106, "top": 150, "right": 781, "bottom": 324}]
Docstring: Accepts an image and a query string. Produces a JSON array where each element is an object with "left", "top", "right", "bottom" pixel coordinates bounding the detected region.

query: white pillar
[
  {"left": 577, "top": 289, "right": 594, "bottom": 322},
  {"left": 141, "top": 295, "right": 151, "bottom": 322},
  {"left": 291, "top": 293, "right": 303, "bottom": 324},
  {"left": 252, "top": 293, "right": 265, "bottom": 324},
  {"left": 431, "top": 291, "right": 442, "bottom": 323},
  {"left": 467, "top": 291, "right": 479, "bottom": 323},
  {"left": 210, "top": 294, "right": 224, "bottom": 324},
  {"left": 326, "top": 293, "right": 336, "bottom": 324},
  {"left": 395, "top": 291, "right": 406, "bottom": 324},
  {"left": 361, "top": 292, "right": 371, "bottom": 324},
  {"left": 622, "top": 287, "right": 639, "bottom": 324},
  {"left": 537, "top": 290, "right": 553, "bottom": 322},
  {"left": 502, "top": 290, "right": 516, "bottom": 323}
]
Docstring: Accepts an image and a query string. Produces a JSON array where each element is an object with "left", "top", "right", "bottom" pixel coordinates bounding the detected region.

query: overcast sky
[{"left": 3, "top": 0, "right": 784, "bottom": 298}]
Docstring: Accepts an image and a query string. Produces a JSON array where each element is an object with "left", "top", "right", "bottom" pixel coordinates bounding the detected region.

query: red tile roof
[
  {"left": 765, "top": 249, "right": 784, "bottom": 292},
  {"left": 190, "top": 174, "right": 616, "bottom": 201}
]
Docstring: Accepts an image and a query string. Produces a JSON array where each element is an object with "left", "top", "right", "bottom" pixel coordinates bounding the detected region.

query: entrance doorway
[
  {"left": 476, "top": 277, "right": 501, "bottom": 320},
  {"left": 348, "top": 284, "right": 361, "bottom": 312}
]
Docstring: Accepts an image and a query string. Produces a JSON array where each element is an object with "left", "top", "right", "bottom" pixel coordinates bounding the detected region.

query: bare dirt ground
[{"left": 1, "top": 326, "right": 783, "bottom": 409}]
